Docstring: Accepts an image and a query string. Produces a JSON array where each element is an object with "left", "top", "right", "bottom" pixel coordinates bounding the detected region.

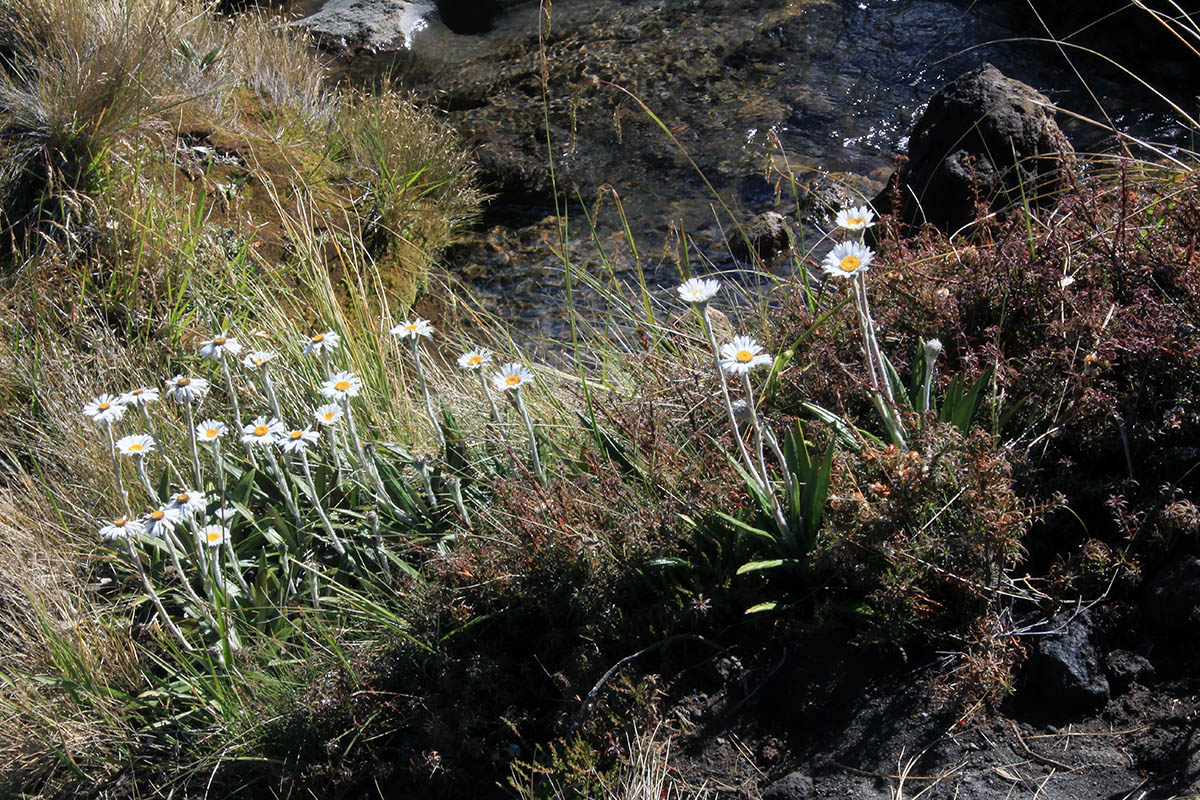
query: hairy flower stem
[
  {"left": 261, "top": 365, "right": 283, "bottom": 420},
  {"left": 696, "top": 306, "right": 766, "bottom": 491},
  {"left": 369, "top": 510, "right": 392, "bottom": 583},
  {"left": 219, "top": 352, "right": 243, "bottom": 430},
  {"left": 411, "top": 339, "right": 444, "bottom": 448},
  {"left": 105, "top": 421, "right": 130, "bottom": 516},
  {"left": 183, "top": 400, "right": 203, "bottom": 488},
  {"left": 124, "top": 537, "right": 192, "bottom": 651},
  {"left": 761, "top": 425, "right": 795, "bottom": 498},
  {"left": 209, "top": 440, "right": 249, "bottom": 594},
  {"left": 739, "top": 377, "right": 795, "bottom": 549},
  {"left": 512, "top": 390, "right": 545, "bottom": 483},
  {"left": 414, "top": 456, "right": 436, "bottom": 506},
  {"left": 447, "top": 476, "right": 471, "bottom": 528},
  {"left": 852, "top": 275, "right": 907, "bottom": 448},
  {"left": 478, "top": 370, "right": 502, "bottom": 426},
  {"left": 298, "top": 449, "right": 348, "bottom": 558},
  {"left": 263, "top": 448, "right": 303, "bottom": 527},
  {"left": 341, "top": 398, "right": 365, "bottom": 466},
  {"left": 163, "top": 525, "right": 219, "bottom": 629}
]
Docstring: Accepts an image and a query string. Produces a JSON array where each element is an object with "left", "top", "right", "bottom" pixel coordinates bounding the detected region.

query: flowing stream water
[{"left": 294, "top": 0, "right": 1191, "bottom": 345}]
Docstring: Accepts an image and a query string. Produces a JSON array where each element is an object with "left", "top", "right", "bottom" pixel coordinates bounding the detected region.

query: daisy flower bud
[
  {"left": 83, "top": 394, "right": 126, "bottom": 425},
  {"left": 719, "top": 336, "right": 773, "bottom": 376}
]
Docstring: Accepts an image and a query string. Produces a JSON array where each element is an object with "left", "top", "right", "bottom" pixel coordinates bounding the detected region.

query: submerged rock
[{"left": 876, "top": 63, "right": 1074, "bottom": 234}]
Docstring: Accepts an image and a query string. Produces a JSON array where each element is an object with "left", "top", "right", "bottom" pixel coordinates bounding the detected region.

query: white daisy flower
[
  {"left": 457, "top": 348, "right": 493, "bottom": 371},
  {"left": 492, "top": 363, "right": 534, "bottom": 393},
  {"left": 719, "top": 336, "right": 773, "bottom": 376},
  {"left": 168, "top": 488, "right": 208, "bottom": 517},
  {"left": 302, "top": 331, "right": 340, "bottom": 356},
  {"left": 116, "top": 434, "right": 155, "bottom": 457},
  {"left": 390, "top": 318, "right": 434, "bottom": 340},
  {"left": 241, "top": 416, "right": 285, "bottom": 446},
  {"left": 280, "top": 426, "right": 319, "bottom": 453},
  {"left": 201, "top": 524, "right": 227, "bottom": 548},
  {"left": 197, "top": 333, "right": 243, "bottom": 360},
  {"left": 821, "top": 241, "right": 874, "bottom": 279},
  {"left": 99, "top": 516, "right": 144, "bottom": 541},
  {"left": 195, "top": 419, "right": 228, "bottom": 443},
  {"left": 82, "top": 394, "right": 126, "bottom": 425},
  {"left": 164, "top": 375, "right": 210, "bottom": 405},
  {"left": 320, "top": 371, "right": 363, "bottom": 401},
  {"left": 119, "top": 386, "right": 160, "bottom": 407},
  {"left": 242, "top": 350, "right": 277, "bottom": 370},
  {"left": 213, "top": 506, "right": 238, "bottom": 523},
  {"left": 835, "top": 205, "right": 876, "bottom": 231},
  {"left": 143, "top": 506, "right": 182, "bottom": 537},
  {"left": 313, "top": 403, "right": 343, "bottom": 426},
  {"left": 676, "top": 277, "right": 721, "bottom": 305}
]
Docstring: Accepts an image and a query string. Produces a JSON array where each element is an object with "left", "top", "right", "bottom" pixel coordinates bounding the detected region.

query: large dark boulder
[
  {"left": 875, "top": 63, "right": 1074, "bottom": 234},
  {"left": 1025, "top": 611, "right": 1110, "bottom": 712}
]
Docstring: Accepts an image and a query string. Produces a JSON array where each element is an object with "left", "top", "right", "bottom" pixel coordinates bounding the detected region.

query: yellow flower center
[
  {"left": 335, "top": 380, "right": 350, "bottom": 392},
  {"left": 213, "top": 337, "right": 226, "bottom": 345},
  {"left": 205, "top": 428, "right": 218, "bottom": 438},
  {"left": 254, "top": 425, "right": 269, "bottom": 436},
  {"left": 98, "top": 402, "right": 110, "bottom": 411},
  {"left": 177, "top": 378, "right": 191, "bottom": 387},
  {"left": 289, "top": 431, "right": 302, "bottom": 440},
  {"left": 312, "top": 334, "right": 324, "bottom": 343},
  {"left": 151, "top": 510, "right": 164, "bottom": 521},
  {"left": 506, "top": 375, "right": 521, "bottom": 387},
  {"left": 839, "top": 256, "right": 861, "bottom": 273},
  {"left": 129, "top": 443, "right": 143, "bottom": 452},
  {"left": 406, "top": 324, "right": 419, "bottom": 331},
  {"left": 176, "top": 494, "right": 190, "bottom": 504},
  {"left": 115, "top": 518, "right": 127, "bottom": 526},
  {"left": 323, "top": 412, "right": 336, "bottom": 421},
  {"left": 468, "top": 355, "right": 482, "bottom": 366},
  {"left": 206, "top": 531, "right": 222, "bottom": 543},
  {"left": 847, "top": 217, "right": 865, "bottom": 227},
  {"left": 735, "top": 349, "right": 754, "bottom": 363}
]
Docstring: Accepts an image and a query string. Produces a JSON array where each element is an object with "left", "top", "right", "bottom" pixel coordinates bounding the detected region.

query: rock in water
[{"left": 875, "top": 63, "right": 1074, "bottom": 234}]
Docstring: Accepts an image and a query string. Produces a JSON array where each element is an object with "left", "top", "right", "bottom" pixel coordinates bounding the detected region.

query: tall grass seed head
[
  {"left": 169, "top": 488, "right": 208, "bottom": 517},
  {"left": 719, "top": 335, "right": 773, "bottom": 376},
  {"left": 83, "top": 394, "right": 127, "bottom": 425},
  {"left": 143, "top": 506, "right": 183, "bottom": 537},
  {"left": 280, "top": 426, "right": 319, "bottom": 453},
  {"left": 165, "top": 375, "right": 210, "bottom": 405},
  {"left": 116, "top": 433, "right": 155, "bottom": 457},
  {"left": 321, "top": 371, "right": 363, "bottom": 401},
  {"left": 198, "top": 332, "right": 243, "bottom": 360},
  {"left": 100, "top": 517, "right": 144, "bottom": 541},
  {"left": 457, "top": 348, "right": 493, "bottom": 371},
  {"left": 241, "top": 416, "right": 285, "bottom": 446},
  {"left": 242, "top": 350, "right": 278, "bottom": 370},
  {"left": 390, "top": 318, "right": 434, "bottom": 340},
  {"left": 314, "top": 403, "right": 343, "bottom": 426},
  {"left": 821, "top": 241, "right": 874, "bottom": 279},
  {"left": 303, "top": 331, "right": 341, "bottom": 356},
  {"left": 196, "top": 419, "right": 228, "bottom": 443},
  {"left": 202, "top": 524, "right": 227, "bottom": 548},
  {"left": 492, "top": 362, "right": 534, "bottom": 393},
  {"left": 119, "top": 386, "right": 160, "bottom": 407},
  {"left": 836, "top": 205, "right": 876, "bottom": 231},
  {"left": 676, "top": 277, "right": 721, "bottom": 305}
]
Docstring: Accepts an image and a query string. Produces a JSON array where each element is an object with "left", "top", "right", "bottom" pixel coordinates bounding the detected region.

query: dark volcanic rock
[
  {"left": 736, "top": 211, "right": 792, "bottom": 264},
  {"left": 435, "top": 0, "right": 501, "bottom": 33},
  {"left": 875, "top": 63, "right": 1074, "bottom": 234},
  {"left": 1106, "top": 649, "right": 1156, "bottom": 695},
  {"left": 1026, "top": 612, "right": 1110, "bottom": 712},
  {"left": 763, "top": 770, "right": 815, "bottom": 800},
  {"left": 1142, "top": 555, "right": 1200, "bottom": 634}
]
